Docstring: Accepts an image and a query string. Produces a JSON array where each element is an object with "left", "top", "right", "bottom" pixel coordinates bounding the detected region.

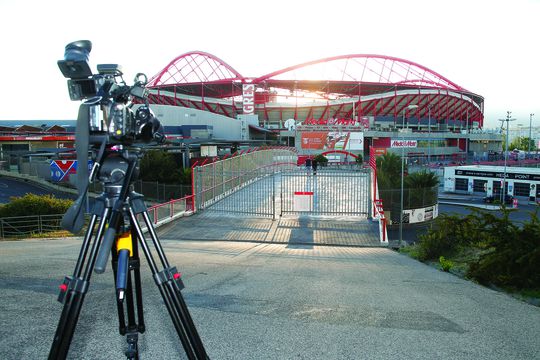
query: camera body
[{"left": 58, "top": 40, "right": 163, "bottom": 145}]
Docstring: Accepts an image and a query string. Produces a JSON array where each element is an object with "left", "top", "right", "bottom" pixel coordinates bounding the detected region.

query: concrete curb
[{"left": 439, "top": 200, "right": 500, "bottom": 210}]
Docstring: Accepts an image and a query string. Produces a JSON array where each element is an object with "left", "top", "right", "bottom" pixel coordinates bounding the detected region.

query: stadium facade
[
  {"left": 0, "top": 52, "right": 502, "bottom": 164},
  {"left": 145, "top": 52, "right": 501, "bottom": 163}
]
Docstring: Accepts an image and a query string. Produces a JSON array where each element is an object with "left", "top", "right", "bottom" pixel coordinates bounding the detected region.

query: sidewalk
[{"left": 1, "top": 239, "right": 538, "bottom": 359}]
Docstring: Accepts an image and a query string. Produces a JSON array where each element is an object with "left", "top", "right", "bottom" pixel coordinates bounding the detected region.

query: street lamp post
[
  {"left": 529, "top": 113, "right": 534, "bottom": 155},
  {"left": 498, "top": 111, "right": 516, "bottom": 203},
  {"left": 465, "top": 110, "right": 469, "bottom": 164},
  {"left": 427, "top": 105, "right": 432, "bottom": 165},
  {"left": 400, "top": 104, "right": 418, "bottom": 247}
]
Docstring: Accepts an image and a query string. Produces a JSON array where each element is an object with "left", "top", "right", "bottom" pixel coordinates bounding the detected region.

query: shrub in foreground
[{"left": 0, "top": 193, "right": 73, "bottom": 218}]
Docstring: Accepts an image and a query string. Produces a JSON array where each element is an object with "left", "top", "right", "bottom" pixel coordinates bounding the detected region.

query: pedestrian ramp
[{"left": 158, "top": 212, "right": 382, "bottom": 247}]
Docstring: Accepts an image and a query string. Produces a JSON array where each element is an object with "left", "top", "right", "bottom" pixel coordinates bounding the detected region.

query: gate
[
  {"left": 280, "top": 169, "right": 370, "bottom": 217},
  {"left": 194, "top": 159, "right": 371, "bottom": 219}
]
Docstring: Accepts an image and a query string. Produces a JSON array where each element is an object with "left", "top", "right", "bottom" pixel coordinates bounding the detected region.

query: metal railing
[
  {"left": 0, "top": 195, "right": 195, "bottom": 239},
  {"left": 372, "top": 199, "right": 388, "bottom": 244},
  {"left": 139, "top": 195, "right": 194, "bottom": 227},
  {"left": 89, "top": 181, "right": 192, "bottom": 203},
  {"left": 193, "top": 148, "right": 297, "bottom": 212},
  {"left": 0, "top": 214, "right": 64, "bottom": 238},
  {"left": 378, "top": 185, "right": 439, "bottom": 212}
]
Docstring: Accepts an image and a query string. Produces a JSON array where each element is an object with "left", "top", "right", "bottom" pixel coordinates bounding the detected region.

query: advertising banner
[
  {"left": 401, "top": 204, "right": 438, "bottom": 224},
  {"left": 300, "top": 132, "right": 364, "bottom": 150},
  {"left": 390, "top": 139, "right": 418, "bottom": 148},
  {"left": 293, "top": 191, "right": 313, "bottom": 212},
  {"left": 242, "top": 84, "right": 255, "bottom": 114},
  {"left": 50, "top": 160, "right": 92, "bottom": 182}
]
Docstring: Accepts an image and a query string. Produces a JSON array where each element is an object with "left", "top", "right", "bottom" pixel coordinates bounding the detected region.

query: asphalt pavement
[
  {"left": 1, "top": 237, "right": 539, "bottom": 360},
  {"left": 0, "top": 176, "right": 76, "bottom": 203}
]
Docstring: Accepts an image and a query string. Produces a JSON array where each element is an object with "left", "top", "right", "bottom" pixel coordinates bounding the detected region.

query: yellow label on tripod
[{"left": 116, "top": 232, "right": 133, "bottom": 257}]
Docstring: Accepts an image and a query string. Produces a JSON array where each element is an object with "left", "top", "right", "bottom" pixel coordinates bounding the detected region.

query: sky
[{"left": 0, "top": 0, "right": 538, "bottom": 129}]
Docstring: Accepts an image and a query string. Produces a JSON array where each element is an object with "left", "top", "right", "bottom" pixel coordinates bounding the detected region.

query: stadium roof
[{"left": 146, "top": 52, "right": 484, "bottom": 125}]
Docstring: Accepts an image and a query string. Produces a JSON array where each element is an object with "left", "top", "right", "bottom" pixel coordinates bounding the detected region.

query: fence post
[
  {"left": 38, "top": 215, "right": 42, "bottom": 234},
  {"left": 0, "top": 219, "right": 3, "bottom": 238},
  {"left": 272, "top": 171, "right": 276, "bottom": 220}
]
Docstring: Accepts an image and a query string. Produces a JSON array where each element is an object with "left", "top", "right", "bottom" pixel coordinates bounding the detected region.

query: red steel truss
[{"left": 147, "top": 53, "right": 484, "bottom": 127}]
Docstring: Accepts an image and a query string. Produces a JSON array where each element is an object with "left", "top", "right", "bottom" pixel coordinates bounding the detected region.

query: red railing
[
  {"left": 373, "top": 199, "right": 388, "bottom": 244},
  {"left": 143, "top": 195, "right": 194, "bottom": 226}
]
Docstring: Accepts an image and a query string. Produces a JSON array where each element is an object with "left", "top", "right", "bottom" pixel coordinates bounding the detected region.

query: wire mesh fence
[
  {"left": 193, "top": 149, "right": 297, "bottom": 212},
  {"left": 377, "top": 185, "right": 439, "bottom": 211},
  {"left": 88, "top": 181, "right": 192, "bottom": 203},
  {"left": 0, "top": 214, "right": 64, "bottom": 238}
]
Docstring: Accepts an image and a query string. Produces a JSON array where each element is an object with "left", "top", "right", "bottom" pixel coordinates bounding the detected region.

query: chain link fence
[
  {"left": 378, "top": 185, "right": 439, "bottom": 212},
  {"left": 88, "top": 181, "right": 192, "bottom": 203},
  {"left": 193, "top": 148, "right": 297, "bottom": 211},
  {"left": 0, "top": 214, "right": 64, "bottom": 238}
]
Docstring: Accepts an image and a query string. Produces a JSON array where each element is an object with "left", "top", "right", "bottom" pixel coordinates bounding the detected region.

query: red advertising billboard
[{"left": 300, "top": 132, "right": 364, "bottom": 150}]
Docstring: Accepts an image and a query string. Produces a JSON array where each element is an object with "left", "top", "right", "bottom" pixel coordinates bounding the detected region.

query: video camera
[{"left": 58, "top": 40, "right": 164, "bottom": 144}]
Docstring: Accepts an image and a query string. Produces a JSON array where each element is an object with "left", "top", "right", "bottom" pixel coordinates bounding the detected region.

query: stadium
[
  {"left": 0, "top": 52, "right": 502, "bottom": 166},
  {"left": 143, "top": 51, "right": 499, "bottom": 163}
]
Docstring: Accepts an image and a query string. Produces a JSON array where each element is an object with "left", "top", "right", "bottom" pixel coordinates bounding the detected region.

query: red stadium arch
[
  {"left": 321, "top": 150, "right": 359, "bottom": 159},
  {"left": 146, "top": 51, "right": 484, "bottom": 127},
  {"left": 148, "top": 51, "right": 245, "bottom": 86},
  {"left": 255, "top": 54, "right": 465, "bottom": 92}
]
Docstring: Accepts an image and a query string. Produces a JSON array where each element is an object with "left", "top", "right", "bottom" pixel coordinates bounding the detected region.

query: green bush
[
  {"left": 414, "top": 207, "right": 540, "bottom": 292},
  {"left": 314, "top": 154, "right": 328, "bottom": 165},
  {"left": 467, "top": 211, "right": 540, "bottom": 289},
  {"left": 416, "top": 211, "right": 492, "bottom": 261},
  {"left": 439, "top": 256, "right": 453, "bottom": 272},
  {"left": 0, "top": 194, "right": 73, "bottom": 218},
  {"left": 140, "top": 150, "right": 187, "bottom": 184}
]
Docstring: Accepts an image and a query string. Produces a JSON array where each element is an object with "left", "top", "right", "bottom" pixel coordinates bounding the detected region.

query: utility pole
[
  {"left": 529, "top": 113, "right": 535, "bottom": 155},
  {"left": 427, "top": 104, "right": 432, "bottom": 165},
  {"left": 498, "top": 111, "right": 516, "bottom": 203},
  {"left": 400, "top": 104, "right": 418, "bottom": 247}
]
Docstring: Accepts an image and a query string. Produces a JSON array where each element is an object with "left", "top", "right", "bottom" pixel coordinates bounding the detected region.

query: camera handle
[{"left": 61, "top": 103, "right": 108, "bottom": 233}]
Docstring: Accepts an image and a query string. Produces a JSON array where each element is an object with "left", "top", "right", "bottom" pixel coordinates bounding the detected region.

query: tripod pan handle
[{"left": 94, "top": 228, "right": 117, "bottom": 273}]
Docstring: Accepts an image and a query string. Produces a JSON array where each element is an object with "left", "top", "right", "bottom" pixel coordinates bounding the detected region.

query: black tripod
[{"left": 48, "top": 150, "right": 209, "bottom": 360}]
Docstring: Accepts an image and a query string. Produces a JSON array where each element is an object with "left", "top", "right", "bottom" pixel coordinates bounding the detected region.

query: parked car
[{"left": 483, "top": 194, "right": 514, "bottom": 205}]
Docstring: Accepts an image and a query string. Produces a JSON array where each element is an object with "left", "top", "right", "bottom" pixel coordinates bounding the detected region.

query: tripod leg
[
  {"left": 140, "top": 210, "right": 208, "bottom": 358},
  {"left": 113, "top": 229, "right": 146, "bottom": 359},
  {"left": 127, "top": 208, "right": 205, "bottom": 360},
  {"left": 48, "top": 207, "right": 111, "bottom": 360}
]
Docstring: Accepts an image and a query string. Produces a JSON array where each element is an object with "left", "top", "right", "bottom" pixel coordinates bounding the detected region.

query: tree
[
  {"left": 404, "top": 170, "right": 439, "bottom": 208},
  {"left": 314, "top": 154, "right": 328, "bottom": 165},
  {"left": 376, "top": 152, "right": 404, "bottom": 189},
  {"left": 509, "top": 136, "right": 536, "bottom": 152},
  {"left": 140, "top": 150, "right": 182, "bottom": 183}
]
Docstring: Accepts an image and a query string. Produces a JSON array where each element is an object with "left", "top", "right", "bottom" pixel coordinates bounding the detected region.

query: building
[
  {"left": 444, "top": 165, "right": 540, "bottom": 202},
  {"left": 146, "top": 52, "right": 501, "bottom": 162},
  {"left": 1, "top": 52, "right": 503, "bottom": 165}
]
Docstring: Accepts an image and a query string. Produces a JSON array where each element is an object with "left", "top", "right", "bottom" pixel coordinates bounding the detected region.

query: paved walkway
[
  {"left": 160, "top": 212, "right": 382, "bottom": 247},
  {"left": 1, "top": 239, "right": 538, "bottom": 359}
]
